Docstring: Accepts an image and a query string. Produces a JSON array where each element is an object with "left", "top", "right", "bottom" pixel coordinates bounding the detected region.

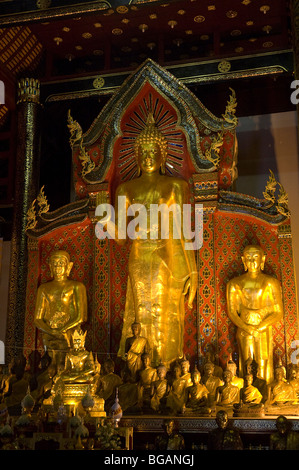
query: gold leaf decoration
[
  {"left": 204, "top": 130, "right": 224, "bottom": 168},
  {"left": 277, "top": 183, "right": 291, "bottom": 217},
  {"left": 78, "top": 141, "right": 95, "bottom": 177}
]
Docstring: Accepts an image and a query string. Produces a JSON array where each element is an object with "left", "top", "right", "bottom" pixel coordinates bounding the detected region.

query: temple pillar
[
  {"left": 290, "top": 0, "right": 299, "bottom": 141},
  {"left": 6, "top": 78, "right": 42, "bottom": 362}
]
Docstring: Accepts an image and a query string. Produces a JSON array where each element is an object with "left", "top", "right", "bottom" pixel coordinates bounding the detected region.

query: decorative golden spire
[
  {"left": 222, "top": 88, "right": 238, "bottom": 127},
  {"left": 26, "top": 199, "right": 37, "bottom": 231},
  {"left": 37, "top": 185, "right": 50, "bottom": 216}
]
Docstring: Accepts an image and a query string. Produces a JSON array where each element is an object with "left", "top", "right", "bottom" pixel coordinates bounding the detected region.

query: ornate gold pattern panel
[{"left": 0, "top": 27, "right": 43, "bottom": 75}]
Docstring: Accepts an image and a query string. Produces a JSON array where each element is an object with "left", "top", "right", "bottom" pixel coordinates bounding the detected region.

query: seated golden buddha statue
[
  {"left": 100, "top": 113, "right": 198, "bottom": 367},
  {"left": 215, "top": 370, "right": 240, "bottom": 409},
  {"left": 58, "top": 328, "right": 95, "bottom": 384},
  {"left": 150, "top": 363, "right": 169, "bottom": 413},
  {"left": 34, "top": 250, "right": 88, "bottom": 367},
  {"left": 266, "top": 365, "right": 298, "bottom": 413},
  {"left": 202, "top": 361, "right": 223, "bottom": 408},
  {"left": 203, "top": 344, "right": 223, "bottom": 379},
  {"left": 226, "top": 357, "right": 243, "bottom": 390},
  {"left": 185, "top": 367, "right": 209, "bottom": 413},
  {"left": 226, "top": 245, "right": 284, "bottom": 384},
  {"left": 166, "top": 364, "right": 188, "bottom": 414},
  {"left": 180, "top": 358, "right": 193, "bottom": 388}
]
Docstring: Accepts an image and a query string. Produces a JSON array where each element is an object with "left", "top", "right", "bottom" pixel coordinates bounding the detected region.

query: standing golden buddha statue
[
  {"left": 226, "top": 245, "right": 284, "bottom": 383},
  {"left": 34, "top": 250, "right": 88, "bottom": 367},
  {"left": 107, "top": 113, "right": 198, "bottom": 367}
]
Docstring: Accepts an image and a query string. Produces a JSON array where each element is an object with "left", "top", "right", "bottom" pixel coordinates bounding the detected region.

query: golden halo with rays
[{"left": 118, "top": 92, "right": 184, "bottom": 181}]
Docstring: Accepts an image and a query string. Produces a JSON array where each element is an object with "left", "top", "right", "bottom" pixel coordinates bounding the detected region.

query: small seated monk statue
[
  {"left": 266, "top": 365, "right": 297, "bottom": 411},
  {"left": 137, "top": 353, "right": 158, "bottom": 410},
  {"left": 155, "top": 419, "right": 185, "bottom": 450},
  {"left": 124, "top": 322, "right": 151, "bottom": 382},
  {"left": 150, "top": 363, "right": 169, "bottom": 413},
  {"left": 208, "top": 409, "right": 243, "bottom": 450},
  {"left": 96, "top": 358, "right": 123, "bottom": 411},
  {"left": 185, "top": 367, "right": 209, "bottom": 413},
  {"left": 240, "top": 374, "right": 263, "bottom": 405},
  {"left": 215, "top": 370, "right": 240, "bottom": 408},
  {"left": 166, "top": 364, "right": 188, "bottom": 415},
  {"left": 202, "top": 361, "right": 223, "bottom": 408},
  {"left": 244, "top": 355, "right": 268, "bottom": 403},
  {"left": 58, "top": 328, "right": 95, "bottom": 383},
  {"left": 34, "top": 250, "right": 88, "bottom": 367},
  {"left": 234, "top": 373, "right": 264, "bottom": 417},
  {"left": 270, "top": 415, "right": 299, "bottom": 450}
]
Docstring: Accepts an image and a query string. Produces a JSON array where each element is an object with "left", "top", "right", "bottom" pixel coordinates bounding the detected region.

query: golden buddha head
[
  {"left": 157, "top": 363, "right": 167, "bottom": 379},
  {"left": 192, "top": 367, "right": 201, "bottom": 384},
  {"left": 72, "top": 328, "right": 87, "bottom": 350},
  {"left": 49, "top": 250, "right": 73, "bottom": 280},
  {"left": 223, "top": 369, "right": 233, "bottom": 383},
  {"left": 244, "top": 374, "right": 254, "bottom": 386},
  {"left": 242, "top": 245, "right": 265, "bottom": 273},
  {"left": 134, "top": 113, "right": 168, "bottom": 175},
  {"left": 180, "top": 358, "right": 190, "bottom": 374},
  {"left": 131, "top": 321, "right": 141, "bottom": 336}
]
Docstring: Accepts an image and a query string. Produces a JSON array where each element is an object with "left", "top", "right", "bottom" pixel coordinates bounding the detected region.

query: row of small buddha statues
[{"left": 1, "top": 323, "right": 299, "bottom": 419}]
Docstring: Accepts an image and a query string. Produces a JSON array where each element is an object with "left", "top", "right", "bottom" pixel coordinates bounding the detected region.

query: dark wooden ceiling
[{"left": 0, "top": 0, "right": 292, "bottom": 79}]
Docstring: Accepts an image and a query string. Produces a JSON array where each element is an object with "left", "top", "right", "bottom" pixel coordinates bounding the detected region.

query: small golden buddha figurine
[
  {"left": 270, "top": 415, "right": 299, "bottom": 450},
  {"left": 226, "top": 245, "right": 284, "bottom": 383},
  {"left": 137, "top": 353, "right": 158, "bottom": 410},
  {"left": 108, "top": 113, "right": 198, "bottom": 367},
  {"left": 124, "top": 322, "right": 151, "bottom": 382},
  {"left": 58, "top": 328, "right": 95, "bottom": 384},
  {"left": 155, "top": 419, "right": 185, "bottom": 450},
  {"left": 215, "top": 370, "right": 240, "bottom": 408},
  {"left": 150, "top": 363, "right": 169, "bottom": 413},
  {"left": 34, "top": 250, "right": 88, "bottom": 366},
  {"left": 166, "top": 364, "right": 187, "bottom": 414},
  {"left": 226, "top": 357, "right": 243, "bottom": 390},
  {"left": 202, "top": 361, "right": 223, "bottom": 407},
  {"left": 180, "top": 358, "right": 193, "bottom": 387},
  {"left": 186, "top": 368, "right": 209, "bottom": 412},
  {"left": 203, "top": 344, "right": 223, "bottom": 379},
  {"left": 266, "top": 365, "right": 297, "bottom": 408}
]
